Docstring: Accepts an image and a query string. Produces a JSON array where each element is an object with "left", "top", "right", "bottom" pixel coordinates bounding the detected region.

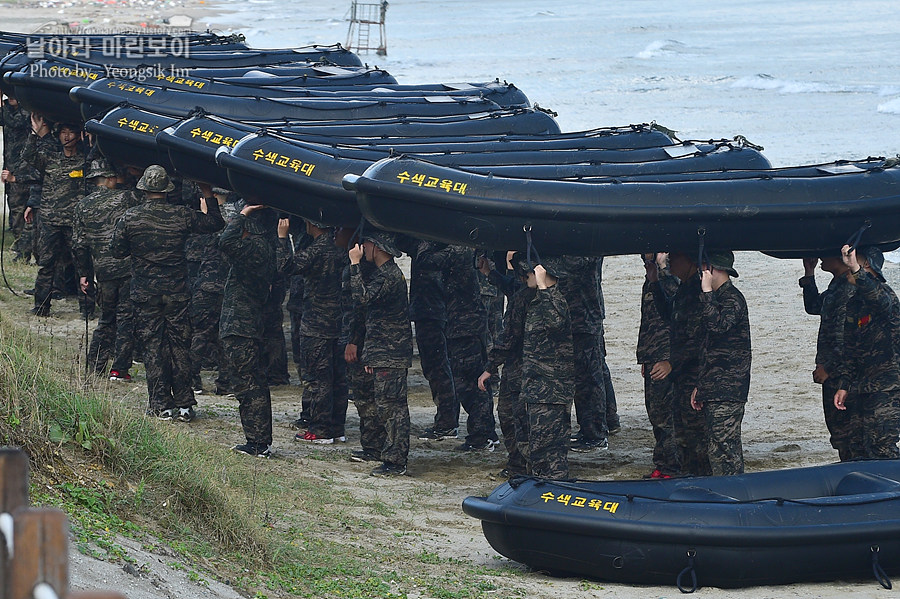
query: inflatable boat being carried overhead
[
  {"left": 462, "top": 460, "right": 900, "bottom": 589},
  {"left": 215, "top": 132, "right": 767, "bottom": 226},
  {"left": 345, "top": 155, "right": 900, "bottom": 257},
  {"left": 70, "top": 79, "right": 510, "bottom": 121},
  {"left": 82, "top": 105, "right": 561, "bottom": 185}
]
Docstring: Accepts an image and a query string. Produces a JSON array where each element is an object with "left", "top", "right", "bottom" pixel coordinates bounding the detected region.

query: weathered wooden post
[
  {"left": 1, "top": 448, "right": 30, "bottom": 597},
  {"left": 8, "top": 508, "right": 69, "bottom": 599}
]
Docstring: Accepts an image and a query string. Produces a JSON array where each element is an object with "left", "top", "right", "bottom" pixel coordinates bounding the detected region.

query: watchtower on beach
[{"left": 345, "top": 0, "right": 388, "bottom": 56}]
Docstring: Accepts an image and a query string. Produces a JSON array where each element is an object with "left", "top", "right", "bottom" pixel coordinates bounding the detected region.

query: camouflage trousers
[
  {"left": 643, "top": 368, "right": 679, "bottom": 475},
  {"left": 602, "top": 355, "right": 619, "bottom": 429},
  {"left": 821, "top": 378, "right": 864, "bottom": 461},
  {"left": 497, "top": 364, "right": 527, "bottom": 474},
  {"left": 88, "top": 276, "right": 134, "bottom": 375},
  {"left": 853, "top": 390, "right": 900, "bottom": 459},
  {"left": 572, "top": 333, "right": 607, "bottom": 441},
  {"left": 262, "top": 299, "right": 290, "bottom": 386},
  {"left": 526, "top": 402, "right": 571, "bottom": 480},
  {"left": 373, "top": 367, "right": 410, "bottom": 467},
  {"left": 414, "top": 319, "right": 457, "bottom": 432},
  {"left": 222, "top": 335, "right": 272, "bottom": 446},
  {"left": 703, "top": 401, "right": 745, "bottom": 476},
  {"left": 134, "top": 295, "right": 195, "bottom": 412},
  {"left": 6, "top": 181, "right": 34, "bottom": 259},
  {"left": 189, "top": 288, "right": 223, "bottom": 374},
  {"left": 33, "top": 222, "right": 74, "bottom": 310},
  {"left": 348, "top": 359, "right": 380, "bottom": 455},
  {"left": 300, "top": 336, "right": 349, "bottom": 439},
  {"left": 289, "top": 310, "right": 306, "bottom": 381},
  {"left": 447, "top": 335, "right": 496, "bottom": 446},
  {"left": 672, "top": 380, "right": 711, "bottom": 476}
]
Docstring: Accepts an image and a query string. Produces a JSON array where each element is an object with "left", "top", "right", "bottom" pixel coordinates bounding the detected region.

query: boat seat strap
[{"left": 872, "top": 546, "right": 892, "bottom": 590}]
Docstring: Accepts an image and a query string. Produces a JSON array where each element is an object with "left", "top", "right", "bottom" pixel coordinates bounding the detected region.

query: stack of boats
[
  {"left": 4, "top": 30, "right": 899, "bottom": 257},
  {"left": 4, "top": 32, "right": 900, "bottom": 589}
]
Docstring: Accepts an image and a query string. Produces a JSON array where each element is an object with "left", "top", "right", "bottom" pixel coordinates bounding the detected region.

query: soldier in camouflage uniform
[
  {"left": 287, "top": 218, "right": 313, "bottom": 424},
  {"left": 111, "top": 166, "right": 225, "bottom": 421},
  {"left": 349, "top": 230, "right": 413, "bottom": 476},
  {"left": 288, "top": 220, "right": 349, "bottom": 444},
  {"left": 219, "top": 203, "right": 277, "bottom": 457},
  {"left": 1, "top": 96, "right": 36, "bottom": 262},
  {"left": 558, "top": 256, "right": 608, "bottom": 452},
  {"left": 417, "top": 244, "right": 497, "bottom": 451},
  {"left": 648, "top": 251, "right": 711, "bottom": 476},
  {"left": 833, "top": 245, "right": 900, "bottom": 459},
  {"left": 22, "top": 116, "right": 86, "bottom": 316},
  {"left": 393, "top": 236, "right": 458, "bottom": 441},
  {"left": 690, "top": 251, "right": 751, "bottom": 476},
  {"left": 637, "top": 253, "right": 680, "bottom": 478},
  {"left": 799, "top": 254, "right": 860, "bottom": 460},
  {"left": 72, "top": 159, "right": 140, "bottom": 378},
  {"left": 188, "top": 185, "right": 238, "bottom": 396},
  {"left": 522, "top": 261, "right": 574, "bottom": 480},
  {"left": 338, "top": 227, "right": 380, "bottom": 463},
  {"left": 479, "top": 252, "right": 533, "bottom": 477}
]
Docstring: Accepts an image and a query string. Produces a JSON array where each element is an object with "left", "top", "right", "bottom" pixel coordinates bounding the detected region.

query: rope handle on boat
[
  {"left": 350, "top": 217, "right": 366, "bottom": 248},
  {"left": 676, "top": 549, "right": 698, "bottom": 593},
  {"left": 524, "top": 224, "right": 542, "bottom": 270},
  {"left": 846, "top": 221, "right": 872, "bottom": 252},
  {"left": 696, "top": 228, "right": 710, "bottom": 278},
  {"left": 872, "top": 546, "right": 892, "bottom": 589},
  {"left": 732, "top": 135, "right": 764, "bottom": 151}
]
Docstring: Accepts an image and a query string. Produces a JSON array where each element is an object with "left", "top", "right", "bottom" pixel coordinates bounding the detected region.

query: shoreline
[{"left": 0, "top": 0, "right": 230, "bottom": 37}]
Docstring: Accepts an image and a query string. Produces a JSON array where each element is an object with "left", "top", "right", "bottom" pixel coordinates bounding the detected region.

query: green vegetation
[{"left": 0, "top": 311, "right": 526, "bottom": 598}]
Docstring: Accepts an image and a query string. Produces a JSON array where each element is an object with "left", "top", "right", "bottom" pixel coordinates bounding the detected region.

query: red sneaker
[
  {"left": 109, "top": 370, "right": 132, "bottom": 382},
  {"left": 294, "top": 431, "right": 334, "bottom": 445}
]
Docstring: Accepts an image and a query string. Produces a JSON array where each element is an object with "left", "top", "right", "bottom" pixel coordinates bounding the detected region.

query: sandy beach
[
  {"left": 3, "top": 0, "right": 900, "bottom": 595},
  {"left": 0, "top": 0, "right": 226, "bottom": 35}
]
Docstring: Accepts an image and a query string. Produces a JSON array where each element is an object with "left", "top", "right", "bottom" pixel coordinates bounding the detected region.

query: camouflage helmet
[
  {"left": 859, "top": 246, "right": 886, "bottom": 282},
  {"left": 85, "top": 158, "right": 116, "bottom": 180},
  {"left": 136, "top": 165, "right": 175, "bottom": 193},
  {"left": 361, "top": 229, "right": 401, "bottom": 257}
]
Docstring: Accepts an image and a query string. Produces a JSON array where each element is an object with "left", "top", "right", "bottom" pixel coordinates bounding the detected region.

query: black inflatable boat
[
  {"left": 70, "top": 79, "right": 510, "bottom": 121},
  {"left": 462, "top": 460, "right": 900, "bottom": 588},
  {"left": 215, "top": 132, "right": 767, "bottom": 226},
  {"left": 345, "top": 155, "right": 900, "bottom": 256}
]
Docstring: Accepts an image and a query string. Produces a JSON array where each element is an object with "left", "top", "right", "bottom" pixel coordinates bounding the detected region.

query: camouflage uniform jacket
[
  {"left": 557, "top": 256, "right": 603, "bottom": 336},
  {"left": 652, "top": 274, "right": 704, "bottom": 387},
  {"left": 522, "top": 286, "right": 574, "bottom": 405},
  {"left": 73, "top": 186, "right": 141, "bottom": 281},
  {"left": 341, "top": 260, "right": 375, "bottom": 348},
  {"left": 417, "top": 244, "right": 487, "bottom": 339},
  {"left": 636, "top": 269, "right": 680, "bottom": 364},
  {"left": 800, "top": 274, "right": 854, "bottom": 375},
  {"left": 110, "top": 195, "right": 225, "bottom": 303},
  {"left": 350, "top": 259, "right": 412, "bottom": 369},
  {"left": 2, "top": 103, "right": 33, "bottom": 176},
  {"left": 408, "top": 240, "right": 447, "bottom": 322},
  {"left": 218, "top": 214, "right": 276, "bottom": 340},
  {"left": 833, "top": 272, "right": 900, "bottom": 394},
  {"left": 485, "top": 286, "right": 535, "bottom": 376},
  {"left": 22, "top": 133, "right": 84, "bottom": 224},
  {"left": 695, "top": 280, "right": 751, "bottom": 404},
  {"left": 290, "top": 231, "right": 346, "bottom": 339}
]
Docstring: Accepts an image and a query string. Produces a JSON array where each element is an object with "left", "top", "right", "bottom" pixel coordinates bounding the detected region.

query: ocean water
[{"left": 206, "top": 0, "right": 900, "bottom": 167}]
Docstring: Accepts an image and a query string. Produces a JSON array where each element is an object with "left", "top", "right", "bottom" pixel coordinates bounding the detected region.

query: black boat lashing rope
[
  {"left": 846, "top": 220, "right": 872, "bottom": 252},
  {"left": 523, "top": 224, "right": 541, "bottom": 270},
  {"left": 871, "top": 545, "right": 892, "bottom": 589},
  {"left": 695, "top": 227, "right": 710, "bottom": 276},
  {"left": 676, "top": 548, "right": 698, "bottom": 593}
]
